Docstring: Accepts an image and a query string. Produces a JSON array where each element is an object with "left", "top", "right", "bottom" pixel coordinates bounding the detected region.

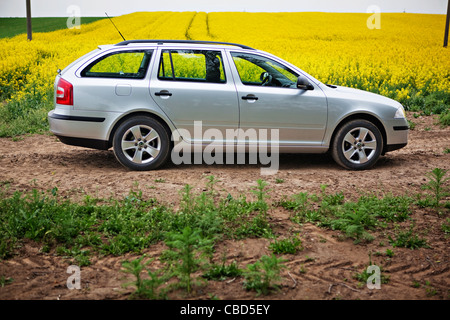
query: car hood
[{"left": 324, "top": 84, "right": 401, "bottom": 108}]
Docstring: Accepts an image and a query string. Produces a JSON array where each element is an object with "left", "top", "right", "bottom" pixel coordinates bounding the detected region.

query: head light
[{"left": 394, "top": 105, "right": 406, "bottom": 119}]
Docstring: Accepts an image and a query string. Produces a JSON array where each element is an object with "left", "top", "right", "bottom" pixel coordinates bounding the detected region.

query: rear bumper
[
  {"left": 48, "top": 109, "right": 115, "bottom": 150},
  {"left": 48, "top": 109, "right": 118, "bottom": 144},
  {"left": 55, "top": 135, "right": 110, "bottom": 150}
]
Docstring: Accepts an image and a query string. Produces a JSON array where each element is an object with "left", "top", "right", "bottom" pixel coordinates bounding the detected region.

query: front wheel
[
  {"left": 331, "top": 119, "right": 383, "bottom": 170},
  {"left": 113, "top": 116, "right": 170, "bottom": 171}
]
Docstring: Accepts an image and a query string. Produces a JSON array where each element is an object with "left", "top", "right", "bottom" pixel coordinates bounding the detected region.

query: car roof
[{"left": 113, "top": 39, "right": 256, "bottom": 50}]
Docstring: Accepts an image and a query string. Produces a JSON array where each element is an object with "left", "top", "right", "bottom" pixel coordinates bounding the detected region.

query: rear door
[{"left": 149, "top": 47, "right": 239, "bottom": 143}]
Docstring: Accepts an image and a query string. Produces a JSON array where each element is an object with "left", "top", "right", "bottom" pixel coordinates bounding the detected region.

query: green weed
[
  {"left": 0, "top": 275, "right": 13, "bottom": 287},
  {"left": 353, "top": 253, "right": 389, "bottom": 285},
  {"left": 162, "top": 226, "right": 213, "bottom": 294},
  {"left": 243, "top": 254, "right": 287, "bottom": 296},
  {"left": 203, "top": 257, "right": 242, "bottom": 281},
  {"left": 269, "top": 235, "right": 303, "bottom": 254},
  {"left": 388, "top": 224, "right": 429, "bottom": 249},
  {"left": 121, "top": 255, "right": 167, "bottom": 299},
  {"left": 421, "top": 168, "right": 449, "bottom": 207}
]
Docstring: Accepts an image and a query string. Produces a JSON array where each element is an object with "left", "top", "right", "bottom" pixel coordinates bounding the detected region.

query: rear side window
[
  {"left": 81, "top": 50, "right": 152, "bottom": 79},
  {"left": 158, "top": 49, "right": 226, "bottom": 83}
]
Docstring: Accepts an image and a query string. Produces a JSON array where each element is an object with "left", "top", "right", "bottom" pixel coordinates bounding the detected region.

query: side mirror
[{"left": 297, "top": 75, "right": 314, "bottom": 90}]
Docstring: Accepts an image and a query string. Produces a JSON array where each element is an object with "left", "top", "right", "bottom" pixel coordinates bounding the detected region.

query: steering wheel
[{"left": 260, "top": 72, "right": 273, "bottom": 86}]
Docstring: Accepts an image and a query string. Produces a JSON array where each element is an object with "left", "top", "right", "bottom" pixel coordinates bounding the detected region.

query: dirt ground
[{"left": 0, "top": 112, "right": 449, "bottom": 301}]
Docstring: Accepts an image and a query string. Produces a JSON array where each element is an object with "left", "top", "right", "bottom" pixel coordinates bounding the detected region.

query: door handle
[
  {"left": 242, "top": 95, "right": 258, "bottom": 100},
  {"left": 155, "top": 90, "right": 172, "bottom": 96}
]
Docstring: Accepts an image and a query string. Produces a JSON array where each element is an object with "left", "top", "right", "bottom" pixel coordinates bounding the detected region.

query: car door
[
  {"left": 229, "top": 51, "right": 328, "bottom": 146},
  {"left": 149, "top": 48, "right": 239, "bottom": 143}
]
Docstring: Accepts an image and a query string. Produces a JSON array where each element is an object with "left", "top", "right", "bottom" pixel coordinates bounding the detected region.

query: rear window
[
  {"left": 158, "top": 49, "right": 226, "bottom": 83},
  {"left": 81, "top": 50, "right": 152, "bottom": 79}
]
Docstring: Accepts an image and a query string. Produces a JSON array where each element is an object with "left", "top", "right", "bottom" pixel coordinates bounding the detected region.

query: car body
[{"left": 48, "top": 39, "right": 409, "bottom": 170}]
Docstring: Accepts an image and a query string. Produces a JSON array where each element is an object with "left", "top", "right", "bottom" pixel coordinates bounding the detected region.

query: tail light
[{"left": 56, "top": 78, "right": 73, "bottom": 105}]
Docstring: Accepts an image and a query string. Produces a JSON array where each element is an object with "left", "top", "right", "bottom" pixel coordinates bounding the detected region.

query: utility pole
[
  {"left": 26, "top": 0, "right": 32, "bottom": 41},
  {"left": 445, "top": 0, "right": 450, "bottom": 47}
]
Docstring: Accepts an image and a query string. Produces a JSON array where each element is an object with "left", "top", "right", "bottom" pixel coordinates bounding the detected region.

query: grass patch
[
  {"left": 278, "top": 186, "right": 413, "bottom": 243},
  {"left": 405, "top": 90, "right": 450, "bottom": 127},
  {"left": 388, "top": 224, "right": 429, "bottom": 249},
  {"left": 269, "top": 235, "right": 303, "bottom": 254},
  {"left": 0, "top": 17, "right": 106, "bottom": 39},
  {"left": 0, "top": 178, "right": 275, "bottom": 261},
  {"left": 0, "top": 87, "right": 54, "bottom": 137}
]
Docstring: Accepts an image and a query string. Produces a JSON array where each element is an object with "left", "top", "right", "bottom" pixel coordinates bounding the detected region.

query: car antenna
[{"left": 105, "top": 12, "right": 126, "bottom": 41}]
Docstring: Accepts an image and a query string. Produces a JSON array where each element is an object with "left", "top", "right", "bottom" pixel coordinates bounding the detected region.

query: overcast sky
[{"left": 0, "top": 0, "right": 448, "bottom": 17}]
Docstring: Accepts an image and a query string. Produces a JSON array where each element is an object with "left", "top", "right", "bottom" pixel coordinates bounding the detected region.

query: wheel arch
[
  {"left": 329, "top": 113, "right": 387, "bottom": 154},
  {"left": 107, "top": 111, "right": 174, "bottom": 149}
]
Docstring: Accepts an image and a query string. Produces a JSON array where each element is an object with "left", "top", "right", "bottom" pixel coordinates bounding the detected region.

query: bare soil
[{"left": 0, "top": 113, "right": 449, "bottom": 301}]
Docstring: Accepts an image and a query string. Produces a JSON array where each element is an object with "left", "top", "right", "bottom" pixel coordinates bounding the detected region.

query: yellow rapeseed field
[{"left": 0, "top": 11, "right": 448, "bottom": 134}]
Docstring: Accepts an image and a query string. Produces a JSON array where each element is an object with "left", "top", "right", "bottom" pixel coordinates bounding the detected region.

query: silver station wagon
[{"left": 48, "top": 40, "right": 409, "bottom": 171}]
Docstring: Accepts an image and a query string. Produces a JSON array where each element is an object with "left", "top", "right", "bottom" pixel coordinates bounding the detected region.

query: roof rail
[{"left": 114, "top": 39, "right": 255, "bottom": 50}]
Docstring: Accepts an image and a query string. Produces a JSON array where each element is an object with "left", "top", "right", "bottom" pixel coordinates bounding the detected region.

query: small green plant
[
  {"left": 203, "top": 260, "right": 242, "bottom": 281},
  {"left": 243, "top": 254, "right": 287, "bottom": 296},
  {"left": 421, "top": 168, "right": 449, "bottom": 207},
  {"left": 269, "top": 235, "right": 303, "bottom": 254},
  {"left": 205, "top": 175, "right": 220, "bottom": 197},
  {"left": 179, "top": 184, "right": 195, "bottom": 214},
  {"left": 331, "top": 209, "right": 376, "bottom": 243},
  {"left": 251, "top": 179, "right": 270, "bottom": 217},
  {"left": 439, "top": 109, "right": 450, "bottom": 127},
  {"left": 121, "top": 256, "right": 167, "bottom": 299},
  {"left": 424, "top": 280, "right": 438, "bottom": 297},
  {"left": 442, "top": 218, "right": 450, "bottom": 235},
  {"left": 388, "top": 224, "right": 428, "bottom": 249},
  {"left": 411, "top": 280, "right": 421, "bottom": 288},
  {"left": 443, "top": 147, "right": 450, "bottom": 154},
  {"left": 353, "top": 253, "right": 389, "bottom": 285},
  {"left": 0, "top": 275, "right": 13, "bottom": 287},
  {"left": 275, "top": 178, "right": 284, "bottom": 184},
  {"left": 163, "top": 226, "right": 213, "bottom": 294},
  {"left": 57, "top": 245, "right": 92, "bottom": 267},
  {"left": 385, "top": 249, "right": 395, "bottom": 257}
]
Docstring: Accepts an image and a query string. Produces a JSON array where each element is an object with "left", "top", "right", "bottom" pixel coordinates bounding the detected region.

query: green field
[{"left": 0, "top": 17, "right": 106, "bottom": 38}]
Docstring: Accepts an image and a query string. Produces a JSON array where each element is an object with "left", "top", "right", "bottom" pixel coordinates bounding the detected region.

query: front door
[{"left": 229, "top": 51, "right": 328, "bottom": 146}]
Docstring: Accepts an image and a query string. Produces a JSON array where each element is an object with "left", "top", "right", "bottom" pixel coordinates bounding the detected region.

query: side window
[
  {"left": 158, "top": 49, "right": 226, "bottom": 83},
  {"left": 231, "top": 52, "right": 299, "bottom": 88},
  {"left": 81, "top": 50, "right": 152, "bottom": 79}
]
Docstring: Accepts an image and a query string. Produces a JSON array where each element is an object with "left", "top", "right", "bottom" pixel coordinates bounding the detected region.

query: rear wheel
[
  {"left": 113, "top": 116, "right": 170, "bottom": 171},
  {"left": 331, "top": 119, "right": 383, "bottom": 170}
]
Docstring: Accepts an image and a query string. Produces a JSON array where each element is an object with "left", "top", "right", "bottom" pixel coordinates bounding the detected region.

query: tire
[
  {"left": 112, "top": 116, "right": 170, "bottom": 171},
  {"left": 331, "top": 119, "right": 383, "bottom": 170}
]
